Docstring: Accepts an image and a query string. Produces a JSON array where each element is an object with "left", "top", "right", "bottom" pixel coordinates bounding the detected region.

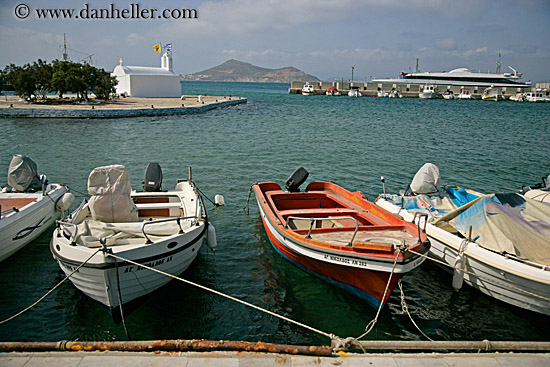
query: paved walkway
[{"left": 2, "top": 351, "right": 549, "bottom": 366}]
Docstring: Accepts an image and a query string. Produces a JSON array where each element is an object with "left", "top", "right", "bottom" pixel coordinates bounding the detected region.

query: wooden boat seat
[{"left": 134, "top": 202, "right": 182, "bottom": 210}]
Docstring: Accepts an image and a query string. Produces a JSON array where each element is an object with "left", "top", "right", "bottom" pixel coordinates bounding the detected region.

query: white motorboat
[
  {"left": 51, "top": 163, "right": 217, "bottom": 318},
  {"left": 419, "top": 84, "right": 438, "bottom": 99},
  {"left": 443, "top": 90, "right": 457, "bottom": 100},
  {"left": 375, "top": 163, "right": 550, "bottom": 315},
  {"left": 348, "top": 86, "right": 362, "bottom": 97},
  {"left": 388, "top": 89, "right": 402, "bottom": 98},
  {"left": 457, "top": 88, "right": 473, "bottom": 100},
  {"left": 377, "top": 90, "right": 388, "bottom": 97},
  {"left": 481, "top": 86, "right": 503, "bottom": 101},
  {"left": 1, "top": 155, "right": 72, "bottom": 262},
  {"left": 325, "top": 87, "right": 340, "bottom": 96},
  {"left": 301, "top": 83, "right": 315, "bottom": 95},
  {"left": 509, "top": 93, "right": 525, "bottom": 102},
  {"left": 524, "top": 89, "right": 550, "bottom": 103}
]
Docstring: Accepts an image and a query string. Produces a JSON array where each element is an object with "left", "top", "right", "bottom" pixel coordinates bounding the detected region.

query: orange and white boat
[{"left": 252, "top": 168, "right": 430, "bottom": 308}]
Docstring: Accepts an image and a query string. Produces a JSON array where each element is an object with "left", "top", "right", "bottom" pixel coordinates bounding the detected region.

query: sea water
[{"left": 0, "top": 81, "right": 549, "bottom": 344}]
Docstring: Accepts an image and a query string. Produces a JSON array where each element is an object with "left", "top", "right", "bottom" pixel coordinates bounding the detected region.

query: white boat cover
[
  {"left": 389, "top": 190, "right": 550, "bottom": 266},
  {"left": 7, "top": 154, "right": 42, "bottom": 192},
  {"left": 410, "top": 163, "right": 441, "bottom": 194},
  {"left": 87, "top": 165, "right": 138, "bottom": 223}
]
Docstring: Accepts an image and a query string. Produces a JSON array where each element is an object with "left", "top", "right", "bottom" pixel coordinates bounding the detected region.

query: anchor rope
[
  {"left": 406, "top": 248, "right": 550, "bottom": 301},
  {"left": 355, "top": 250, "right": 400, "bottom": 340},
  {"left": 398, "top": 279, "right": 433, "bottom": 341},
  {"left": 105, "top": 252, "right": 336, "bottom": 341},
  {"left": 243, "top": 183, "right": 255, "bottom": 214},
  {"left": 0, "top": 248, "right": 102, "bottom": 325}
]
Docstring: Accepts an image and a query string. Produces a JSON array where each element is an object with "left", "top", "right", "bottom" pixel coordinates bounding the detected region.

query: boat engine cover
[
  {"left": 7, "top": 154, "right": 42, "bottom": 192},
  {"left": 143, "top": 162, "right": 163, "bottom": 192},
  {"left": 410, "top": 163, "right": 441, "bottom": 195},
  {"left": 285, "top": 167, "right": 309, "bottom": 192}
]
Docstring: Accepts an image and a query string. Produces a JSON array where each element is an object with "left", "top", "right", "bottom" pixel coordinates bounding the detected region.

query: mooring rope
[
  {"left": 243, "top": 183, "right": 256, "bottom": 214},
  {"left": 0, "top": 248, "right": 102, "bottom": 325},
  {"left": 355, "top": 250, "right": 401, "bottom": 340},
  {"left": 105, "top": 252, "right": 336, "bottom": 342},
  {"left": 398, "top": 279, "right": 433, "bottom": 341}
]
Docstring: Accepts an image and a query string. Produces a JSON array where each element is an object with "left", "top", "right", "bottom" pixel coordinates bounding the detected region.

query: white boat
[
  {"left": 348, "top": 86, "right": 362, "bottom": 97},
  {"left": 50, "top": 163, "right": 216, "bottom": 317},
  {"left": 388, "top": 89, "right": 402, "bottom": 98},
  {"left": 301, "top": 83, "right": 314, "bottom": 95},
  {"left": 325, "top": 87, "right": 340, "bottom": 96},
  {"left": 443, "top": 90, "right": 457, "bottom": 100},
  {"left": 375, "top": 163, "right": 550, "bottom": 315},
  {"left": 524, "top": 89, "right": 550, "bottom": 102},
  {"left": 457, "top": 88, "right": 473, "bottom": 100},
  {"left": 481, "top": 86, "right": 503, "bottom": 101},
  {"left": 1, "top": 155, "right": 72, "bottom": 262},
  {"left": 419, "top": 84, "right": 438, "bottom": 99},
  {"left": 509, "top": 93, "right": 525, "bottom": 102},
  {"left": 377, "top": 90, "right": 388, "bottom": 98},
  {"left": 520, "top": 175, "right": 550, "bottom": 205}
]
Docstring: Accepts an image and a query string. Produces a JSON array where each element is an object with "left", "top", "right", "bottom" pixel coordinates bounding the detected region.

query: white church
[{"left": 111, "top": 51, "right": 181, "bottom": 97}]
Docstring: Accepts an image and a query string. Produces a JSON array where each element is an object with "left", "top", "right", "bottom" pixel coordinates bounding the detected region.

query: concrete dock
[
  {"left": 0, "top": 95, "right": 246, "bottom": 118},
  {"left": 2, "top": 350, "right": 549, "bottom": 366}
]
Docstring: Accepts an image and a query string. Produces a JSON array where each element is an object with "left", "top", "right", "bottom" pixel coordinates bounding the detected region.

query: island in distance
[{"left": 181, "top": 59, "right": 320, "bottom": 83}]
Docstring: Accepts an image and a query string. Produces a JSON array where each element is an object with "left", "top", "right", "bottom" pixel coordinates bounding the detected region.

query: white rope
[
  {"left": 355, "top": 250, "right": 401, "bottom": 340},
  {"left": 0, "top": 248, "right": 102, "bottom": 325},
  {"left": 398, "top": 279, "right": 433, "bottom": 341},
  {"left": 105, "top": 252, "right": 336, "bottom": 341}
]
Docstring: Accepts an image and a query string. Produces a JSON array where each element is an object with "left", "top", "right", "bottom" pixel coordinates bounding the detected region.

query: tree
[
  {"left": 31, "top": 59, "right": 52, "bottom": 100},
  {"left": 2, "top": 63, "right": 37, "bottom": 101}
]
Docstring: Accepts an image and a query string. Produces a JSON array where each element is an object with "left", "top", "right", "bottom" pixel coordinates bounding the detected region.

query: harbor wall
[{"left": 289, "top": 80, "right": 533, "bottom": 99}]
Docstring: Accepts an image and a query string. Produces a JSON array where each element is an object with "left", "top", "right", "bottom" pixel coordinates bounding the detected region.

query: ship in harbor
[{"left": 371, "top": 59, "right": 531, "bottom": 88}]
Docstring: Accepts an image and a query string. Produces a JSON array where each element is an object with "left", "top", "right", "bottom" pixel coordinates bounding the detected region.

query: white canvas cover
[
  {"left": 410, "top": 163, "right": 441, "bottom": 195},
  {"left": 452, "top": 194, "right": 550, "bottom": 266},
  {"left": 87, "top": 165, "right": 138, "bottom": 223},
  {"left": 7, "top": 154, "right": 42, "bottom": 192}
]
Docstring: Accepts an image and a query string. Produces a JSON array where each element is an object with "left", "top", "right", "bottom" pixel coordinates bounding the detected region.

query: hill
[{"left": 181, "top": 59, "right": 320, "bottom": 83}]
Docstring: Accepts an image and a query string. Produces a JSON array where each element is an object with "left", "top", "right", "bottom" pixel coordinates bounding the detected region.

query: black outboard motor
[
  {"left": 285, "top": 167, "right": 309, "bottom": 192},
  {"left": 143, "top": 162, "right": 162, "bottom": 192}
]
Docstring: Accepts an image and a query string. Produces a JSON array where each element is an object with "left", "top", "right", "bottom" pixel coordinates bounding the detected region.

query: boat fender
[
  {"left": 56, "top": 192, "right": 75, "bottom": 212},
  {"left": 452, "top": 251, "right": 465, "bottom": 291},
  {"left": 214, "top": 194, "right": 225, "bottom": 206},
  {"left": 207, "top": 222, "right": 217, "bottom": 250}
]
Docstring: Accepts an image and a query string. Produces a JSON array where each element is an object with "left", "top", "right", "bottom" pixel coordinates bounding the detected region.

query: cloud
[{"left": 435, "top": 38, "right": 457, "bottom": 51}]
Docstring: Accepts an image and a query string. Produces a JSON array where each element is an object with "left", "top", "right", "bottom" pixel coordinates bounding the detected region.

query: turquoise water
[{"left": 0, "top": 82, "right": 549, "bottom": 344}]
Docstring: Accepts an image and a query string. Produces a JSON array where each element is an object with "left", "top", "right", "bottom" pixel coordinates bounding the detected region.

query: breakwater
[{"left": 0, "top": 95, "right": 246, "bottom": 118}]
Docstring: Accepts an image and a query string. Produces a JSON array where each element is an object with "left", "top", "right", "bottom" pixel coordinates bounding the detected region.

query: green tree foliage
[{"left": 2, "top": 60, "right": 117, "bottom": 101}]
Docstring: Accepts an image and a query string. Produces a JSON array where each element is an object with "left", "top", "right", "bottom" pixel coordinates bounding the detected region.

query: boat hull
[
  {"left": 375, "top": 196, "right": 550, "bottom": 315},
  {"left": 0, "top": 184, "right": 67, "bottom": 262},
  {"left": 51, "top": 223, "right": 206, "bottom": 310}
]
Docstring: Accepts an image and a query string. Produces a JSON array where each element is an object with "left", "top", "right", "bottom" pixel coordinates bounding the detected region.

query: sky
[{"left": 0, "top": 0, "right": 549, "bottom": 82}]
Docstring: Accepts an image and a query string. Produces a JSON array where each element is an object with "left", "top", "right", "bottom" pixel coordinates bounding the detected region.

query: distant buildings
[{"left": 111, "top": 51, "right": 181, "bottom": 97}]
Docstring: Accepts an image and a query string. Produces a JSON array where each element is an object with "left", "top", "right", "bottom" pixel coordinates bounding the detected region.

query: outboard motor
[
  {"left": 285, "top": 167, "right": 309, "bottom": 192},
  {"left": 143, "top": 162, "right": 163, "bottom": 192}
]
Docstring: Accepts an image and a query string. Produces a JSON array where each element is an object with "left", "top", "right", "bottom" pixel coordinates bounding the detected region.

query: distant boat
[
  {"left": 419, "top": 84, "right": 438, "bottom": 99},
  {"left": 458, "top": 87, "right": 473, "bottom": 100},
  {"left": 524, "top": 89, "right": 550, "bottom": 102},
  {"left": 301, "top": 83, "right": 315, "bottom": 95},
  {"left": 1, "top": 155, "right": 72, "bottom": 262},
  {"left": 443, "top": 90, "right": 457, "bottom": 100},
  {"left": 348, "top": 86, "right": 362, "bottom": 97},
  {"left": 388, "top": 89, "right": 402, "bottom": 98},
  {"left": 481, "top": 86, "right": 503, "bottom": 101},
  {"left": 372, "top": 65, "right": 530, "bottom": 88},
  {"left": 377, "top": 90, "right": 388, "bottom": 97},
  {"left": 253, "top": 167, "right": 429, "bottom": 308},
  {"left": 326, "top": 87, "right": 341, "bottom": 96},
  {"left": 509, "top": 93, "right": 525, "bottom": 102}
]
